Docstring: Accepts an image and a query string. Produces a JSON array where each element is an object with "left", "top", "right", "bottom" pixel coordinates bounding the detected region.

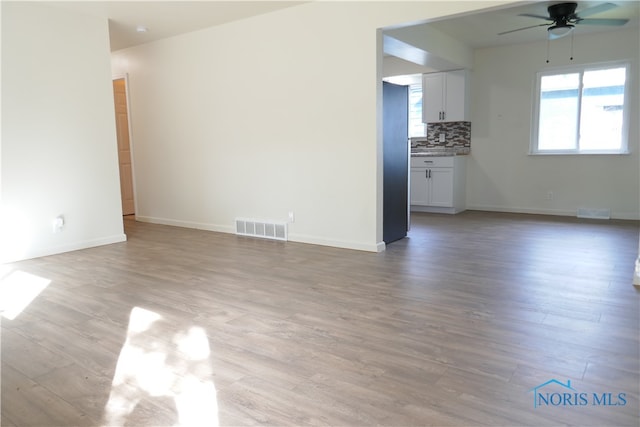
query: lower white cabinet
[{"left": 410, "top": 156, "right": 466, "bottom": 214}]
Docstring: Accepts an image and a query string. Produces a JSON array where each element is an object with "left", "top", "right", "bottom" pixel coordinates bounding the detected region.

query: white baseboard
[
  {"left": 288, "top": 233, "right": 383, "bottom": 253},
  {"left": 136, "top": 216, "right": 234, "bottom": 234},
  {"left": 466, "top": 204, "right": 575, "bottom": 217},
  {"left": 137, "top": 216, "right": 383, "bottom": 253},
  {"left": 3, "top": 234, "right": 127, "bottom": 264},
  {"left": 411, "top": 205, "right": 465, "bottom": 214},
  {"left": 466, "top": 204, "right": 639, "bottom": 220}
]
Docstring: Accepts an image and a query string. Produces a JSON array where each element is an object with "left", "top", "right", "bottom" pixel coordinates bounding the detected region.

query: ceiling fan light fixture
[{"left": 547, "top": 24, "right": 574, "bottom": 39}]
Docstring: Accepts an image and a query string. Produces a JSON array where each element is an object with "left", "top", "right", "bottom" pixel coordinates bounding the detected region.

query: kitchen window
[
  {"left": 383, "top": 74, "right": 425, "bottom": 138},
  {"left": 531, "top": 61, "right": 630, "bottom": 155},
  {"left": 408, "top": 83, "right": 425, "bottom": 138}
]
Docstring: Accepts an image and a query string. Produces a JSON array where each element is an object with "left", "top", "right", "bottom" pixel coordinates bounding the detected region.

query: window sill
[{"left": 529, "top": 150, "right": 631, "bottom": 156}]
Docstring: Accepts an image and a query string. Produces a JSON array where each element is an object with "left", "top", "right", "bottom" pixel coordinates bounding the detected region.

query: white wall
[
  {"left": 468, "top": 28, "right": 640, "bottom": 220},
  {"left": 384, "top": 21, "right": 474, "bottom": 70},
  {"left": 1, "top": 2, "right": 125, "bottom": 263},
  {"left": 383, "top": 56, "right": 436, "bottom": 78},
  {"left": 111, "top": 1, "right": 508, "bottom": 252}
]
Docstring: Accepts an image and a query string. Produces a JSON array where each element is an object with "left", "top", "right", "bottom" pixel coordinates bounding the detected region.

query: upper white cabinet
[{"left": 422, "top": 69, "right": 470, "bottom": 123}]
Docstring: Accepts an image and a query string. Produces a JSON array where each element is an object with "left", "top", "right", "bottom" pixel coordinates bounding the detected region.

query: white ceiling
[
  {"left": 53, "top": 1, "right": 306, "bottom": 51},
  {"left": 420, "top": 1, "right": 639, "bottom": 49},
  {"left": 53, "top": 1, "right": 639, "bottom": 52}
]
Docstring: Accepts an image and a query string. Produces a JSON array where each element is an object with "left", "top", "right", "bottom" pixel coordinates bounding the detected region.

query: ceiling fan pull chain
[
  {"left": 570, "top": 31, "right": 574, "bottom": 61},
  {"left": 546, "top": 38, "right": 550, "bottom": 63}
]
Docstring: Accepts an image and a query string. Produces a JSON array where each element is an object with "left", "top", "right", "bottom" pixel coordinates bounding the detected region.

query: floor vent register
[{"left": 235, "top": 218, "right": 287, "bottom": 241}]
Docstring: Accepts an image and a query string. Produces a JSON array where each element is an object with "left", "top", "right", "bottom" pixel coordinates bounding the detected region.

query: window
[
  {"left": 531, "top": 62, "right": 630, "bottom": 154},
  {"left": 383, "top": 74, "right": 425, "bottom": 138},
  {"left": 408, "top": 83, "right": 425, "bottom": 138}
]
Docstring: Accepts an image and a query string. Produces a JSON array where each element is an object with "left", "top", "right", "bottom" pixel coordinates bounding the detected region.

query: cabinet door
[
  {"left": 443, "top": 69, "right": 467, "bottom": 122},
  {"left": 429, "top": 168, "right": 454, "bottom": 207},
  {"left": 422, "top": 73, "right": 444, "bottom": 123},
  {"left": 410, "top": 169, "right": 429, "bottom": 205}
]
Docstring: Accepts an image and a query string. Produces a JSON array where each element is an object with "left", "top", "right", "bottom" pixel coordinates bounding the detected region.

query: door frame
[{"left": 112, "top": 73, "right": 138, "bottom": 217}]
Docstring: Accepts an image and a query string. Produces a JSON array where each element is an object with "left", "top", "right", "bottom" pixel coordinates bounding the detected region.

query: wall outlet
[
  {"left": 546, "top": 191, "right": 553, "bottom": 201},
  {"left": 439, "top": 133, "right": 446, "bottom": 143},
  {"left": 52, "top": 215, "right": 65, "bottom": 233},
  {"left": 288, "top": 211, "right": 295, "bottom": 223}
]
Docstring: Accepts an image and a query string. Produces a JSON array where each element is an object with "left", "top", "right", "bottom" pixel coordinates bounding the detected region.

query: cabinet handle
[
  {"left": 429, "top": 169, "right": 432, "bottom": 179},
  {"left": 425, "top": 169, "right": 428, "bottom": 179},
  {"left": 442, "top": 111, "right": 445, "bottom": 120}
]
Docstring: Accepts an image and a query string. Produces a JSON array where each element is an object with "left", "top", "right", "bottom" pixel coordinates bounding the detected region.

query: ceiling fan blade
[
  {"left": 576, "top": 2, "right": 617, "bottom": 18},
  {"left": 576, "top": 18, "right": 629, "bottom": 26},
  {"left": 518, "top": 13, "right": 553, "bottom": 21},
  {"left": 498, "top": 23, "right": 550, "bottom": 36}
]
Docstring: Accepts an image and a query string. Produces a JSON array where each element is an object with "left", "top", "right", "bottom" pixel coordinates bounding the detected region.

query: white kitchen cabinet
[
  {"left": 410, "top": 156, "right": 466, "bottom": 214},
  {"left": 410, "top": 167, "right": 453, "bottom": 207},
  {"left": 410, "top": 169, "right": 429, "bottom": 205},
  {"left": 422, "top": 70, "right": 469, "bottom": 123}
]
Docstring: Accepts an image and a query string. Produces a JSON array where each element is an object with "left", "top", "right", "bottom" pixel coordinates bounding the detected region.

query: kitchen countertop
[
  {"left": 411, "top": 149, "right": 469, "bottom": 157},
  {"left": 412, "top": 152, "right": 456, "bottom": 157}
]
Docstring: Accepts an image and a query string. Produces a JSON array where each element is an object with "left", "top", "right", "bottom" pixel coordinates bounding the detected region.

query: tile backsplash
[{"left": 411, "top": 121, "right": 471, "bottom": 153}]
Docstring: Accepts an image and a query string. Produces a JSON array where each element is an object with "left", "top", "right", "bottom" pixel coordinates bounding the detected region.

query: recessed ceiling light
[{"left": 136, "top": 25, "right": 148, "bottom": 33}]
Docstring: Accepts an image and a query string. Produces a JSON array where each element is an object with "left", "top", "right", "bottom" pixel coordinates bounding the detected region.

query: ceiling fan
[{"left": 498, "top": 2, "right": 629, "bottom": 39}]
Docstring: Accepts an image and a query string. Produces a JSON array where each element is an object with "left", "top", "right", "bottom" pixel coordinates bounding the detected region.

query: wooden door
[{"left": 113, "top": 78, "right": 135, "bottom": 215}]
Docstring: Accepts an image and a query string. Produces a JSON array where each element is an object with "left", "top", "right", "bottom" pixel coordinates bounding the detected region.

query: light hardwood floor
[{"left": 1, "top": 211, "right": 639, "bottom": 426}]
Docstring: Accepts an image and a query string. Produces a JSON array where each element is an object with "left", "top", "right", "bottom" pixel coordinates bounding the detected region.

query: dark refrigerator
[{"left": 383, "top": 81, "right": 409, "bottom": 244}]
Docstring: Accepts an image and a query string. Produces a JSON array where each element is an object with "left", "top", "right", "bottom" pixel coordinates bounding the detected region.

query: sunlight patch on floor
[
  {"left": 103, "top": 306, "right": 219, "bottom": 426},
  {"left": 0, "top": 268, "right": 51, "bottom": 320}
]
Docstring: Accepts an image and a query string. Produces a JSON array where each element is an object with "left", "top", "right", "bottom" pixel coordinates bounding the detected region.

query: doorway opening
[{"left": 112, "top": 77, "right": 135, "bottom": 219}]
